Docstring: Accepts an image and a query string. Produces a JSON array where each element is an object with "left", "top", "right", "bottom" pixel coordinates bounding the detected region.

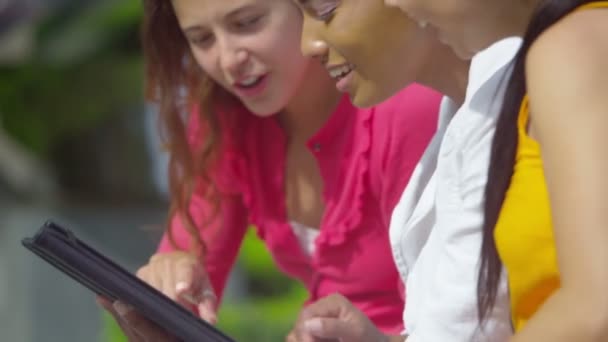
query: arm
[{"left": 511, "top": 11, "right": 608, "bottom": 342}]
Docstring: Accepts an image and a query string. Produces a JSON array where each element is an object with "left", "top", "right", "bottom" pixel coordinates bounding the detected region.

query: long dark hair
[{"left": 477, "top": 0, "right": 597, "bottom": 324}]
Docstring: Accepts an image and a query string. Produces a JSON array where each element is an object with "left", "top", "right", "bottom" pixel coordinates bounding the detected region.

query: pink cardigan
[{"left": 158, "top": 84, "right": 441, "bottom": 334}]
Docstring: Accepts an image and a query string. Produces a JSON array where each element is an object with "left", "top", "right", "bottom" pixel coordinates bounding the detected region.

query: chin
[
  {"left": 450, "top": 42, "right": 476, "bottom": 61},
  {"left": 455, "top": 49, "right": 475, "bottom": 61},
  {"left": 241, "top": 100, "right": 283, "bottom": 117},
  {"left": 350, "top": 85, "right": 393, "bottom": 109}
]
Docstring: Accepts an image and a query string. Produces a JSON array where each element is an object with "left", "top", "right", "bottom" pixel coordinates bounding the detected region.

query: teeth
[
  {"left": 239, "top": 76, "right": 260, "bottom": 86},
  {"left": 329, "top": 64, "right": 355, "bottom": 80}
]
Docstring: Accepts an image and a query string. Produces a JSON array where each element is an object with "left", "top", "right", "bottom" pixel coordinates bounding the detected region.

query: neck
[
  {"left": 417, "top": 40, "right": 470, "bottom": 105},
  {"left": 278, "top": 61, "right": 341, "bottom": 141}
]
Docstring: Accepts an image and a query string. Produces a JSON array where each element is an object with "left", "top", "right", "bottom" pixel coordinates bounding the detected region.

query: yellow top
[{"left": 494, "top": 1, "right": 608, "bottom": 332}]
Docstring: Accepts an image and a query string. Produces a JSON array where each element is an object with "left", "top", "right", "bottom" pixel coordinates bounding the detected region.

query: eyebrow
[
  {"left": 225, "top": 4, "right": 259, "bottom": 19},
  {"left": 182, "top": 4, "right": 260, "bottom": 33},
  {"left": 297, "top": 0, "right": 338, "bottom": 17}
]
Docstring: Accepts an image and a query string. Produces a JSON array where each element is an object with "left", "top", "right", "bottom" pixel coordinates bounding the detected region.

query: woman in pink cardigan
[{"left": 100, "top": 0, "right": 440, "bottom": 338}]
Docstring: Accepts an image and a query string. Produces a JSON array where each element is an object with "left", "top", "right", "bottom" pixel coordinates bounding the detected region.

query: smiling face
[
  {"left": 171, "top": 0, "right": 316, "bottom": 116},
  {"left": 297, "top": 0, "right": 439, "bottom": 107},
  {"left": 383, "top": 0, "right": 533, "bottom": 59}
]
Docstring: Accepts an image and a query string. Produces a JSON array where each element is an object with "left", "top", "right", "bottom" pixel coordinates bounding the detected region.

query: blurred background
[{"left": 0, "top": 0, "right": 307, "bottom": 340}]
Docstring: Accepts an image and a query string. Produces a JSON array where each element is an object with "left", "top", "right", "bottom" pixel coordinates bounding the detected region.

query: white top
[
  {"left": 389, "top": 37, "right": 523, "bottom": 341},
  {"left": 290, "top": 221, "right": 320, "bottom": 256}
]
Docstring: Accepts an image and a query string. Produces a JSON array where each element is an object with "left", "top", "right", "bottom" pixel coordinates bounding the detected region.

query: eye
[
  {"left": 189, "top": 32, "right": 214, "bottom": 48},
  {"left": 235, "top": 14, "right": 264, "bottom": 29},
  {"left": 309, "top": 0, "right": 339, "bottom": 22}
]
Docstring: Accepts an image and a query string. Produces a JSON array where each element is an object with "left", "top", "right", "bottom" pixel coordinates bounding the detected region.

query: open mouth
[
  {"left": 232, "top": 74, "right": 270, "bottom": 98},
  {"left": 327, "top": 63, "right": 357, "bottom": 92},
  {"left": 328, "top": 63, "right": 355, "bottom": 81},
  {"left": 235, "top": 75, "right": 266, "bottom": 89}
]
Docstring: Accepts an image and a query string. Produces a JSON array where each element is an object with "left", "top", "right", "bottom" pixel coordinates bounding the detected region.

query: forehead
[{"left": 172, "top": 0, "right": 272, "bottom": 25}]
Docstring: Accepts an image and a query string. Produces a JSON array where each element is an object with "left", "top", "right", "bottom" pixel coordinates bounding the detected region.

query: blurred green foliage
[
  {"left": 219, "top": 228, "right": 308, "bottom": 341},
  {"left": 0, "top": 0, "right": 143, "bottom": 157}
]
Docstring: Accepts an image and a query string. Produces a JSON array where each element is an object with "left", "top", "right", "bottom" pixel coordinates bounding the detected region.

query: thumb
[
  {"left": 197, "top": 290, "right": 218, "bottom": 324},
  {"left": 173, "top": 259, "right": 217, "bottom": 324},
  {"left": 303, "top": 317, "right": 359, "bottom": 340},
  {"left": 194, "top": 275, "right": 218, "bottom": 324}
]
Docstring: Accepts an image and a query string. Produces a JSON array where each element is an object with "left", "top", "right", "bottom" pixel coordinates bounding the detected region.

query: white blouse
[{"left": 390, "top": 37, "right": 523, "bottom": 341}]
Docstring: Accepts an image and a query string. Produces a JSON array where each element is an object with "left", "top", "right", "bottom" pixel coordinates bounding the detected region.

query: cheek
[
  {"left": 255, "top": 26, "right": 309, "bottom": 74},
  {"left": 271, "top": 22, "right": 305, "bottom": 60},
  {"left": 339, "top": 23, "right": 398, "bottom": 77},
  {"left": 272, "top": 46, "right": 310, "bottom": 92},
  {"left": 192, "top": 49, "right": 226, "bottom": 85},
  {"left": 442, "top": 1, "right": 475, "bottom": 26}
]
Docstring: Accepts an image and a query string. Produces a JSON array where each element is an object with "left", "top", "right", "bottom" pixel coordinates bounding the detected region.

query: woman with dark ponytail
[{"left": 388, "top": 0, "right": 608, "bottom": 340}]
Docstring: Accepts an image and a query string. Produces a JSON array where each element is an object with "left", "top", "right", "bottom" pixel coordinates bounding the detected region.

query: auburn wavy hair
[{"left": 141, "top": 0, "right": 241, "bottom": 255}]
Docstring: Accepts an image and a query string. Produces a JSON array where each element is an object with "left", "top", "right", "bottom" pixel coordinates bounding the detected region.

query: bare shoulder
[
  {"left": 525, "top": 8, "right": 608, "bottom": 122},
  {"left": 526, "top": 8, "right": 608, "bottom": 87}
]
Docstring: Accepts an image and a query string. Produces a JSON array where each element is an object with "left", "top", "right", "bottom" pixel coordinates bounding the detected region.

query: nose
[
  {"left": 300, "top": 16, "right": 328, "bottom": 61},
  {"left": 218, "top": 35, "right": 249, "bottom": 78}
]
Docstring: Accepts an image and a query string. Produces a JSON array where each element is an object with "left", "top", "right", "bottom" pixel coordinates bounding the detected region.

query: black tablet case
[{"left": 22, "top": 221, "right": 236, "bottom": 342}]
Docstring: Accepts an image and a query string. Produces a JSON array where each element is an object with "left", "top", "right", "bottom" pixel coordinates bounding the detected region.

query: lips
[
  {"left": 234, "top": 75, "right": 265, "bottom": 89},
  {"left": 327, "top": 63, "right": 355, "bottom": 81},
  {"left": 232, "top": 73, "right": 269, "bottom": 98},
  {"left": 326, "top": 63, "right": 356, "bottom": 93}
]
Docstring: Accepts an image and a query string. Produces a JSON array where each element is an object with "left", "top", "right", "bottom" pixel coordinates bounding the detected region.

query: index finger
[{"left": 300, "top": 294, "right": 349, "bottom": 321}]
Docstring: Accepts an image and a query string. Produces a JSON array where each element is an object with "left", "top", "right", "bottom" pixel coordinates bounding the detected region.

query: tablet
[{"left": 22, "top": 220, "right": 236, "bottom": 342}]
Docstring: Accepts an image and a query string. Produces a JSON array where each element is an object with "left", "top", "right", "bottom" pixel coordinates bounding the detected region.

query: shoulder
[
  {"left": 373, "top": 84, "right": 443, "bottom": 120},
  {"left": 525, "top": 16, "right": 608, "bottom": 140},
  {"left": 369, "top": 84, "right": 441, "bottom": 138},
  {"left": 365, "top": 85, "right": 440, "bottom": 181},
  {"left": 527, "top": 8, "right": 608, "bottom": 93}
]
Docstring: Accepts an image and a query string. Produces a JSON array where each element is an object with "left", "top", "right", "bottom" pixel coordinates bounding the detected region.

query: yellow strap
[
  {"left": 517, "top": 95, "right": 530, "bottom": 134},
  {"left": 577, "top": 1, "right": 608, "bottom": 10}
]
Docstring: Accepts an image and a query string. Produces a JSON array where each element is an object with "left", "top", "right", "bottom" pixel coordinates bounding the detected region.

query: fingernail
[
  {"left": 176, "top": 281, "right": 188, "bottom": 292},
  {"left": 113, "top": 301, "right": 132, "bottom": 316},
  {"left": 304, "top": 318, "right": 322, "bottom": 333},
  {"left": 199, "top": 305, "right": 217, "bottom": 324}
]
